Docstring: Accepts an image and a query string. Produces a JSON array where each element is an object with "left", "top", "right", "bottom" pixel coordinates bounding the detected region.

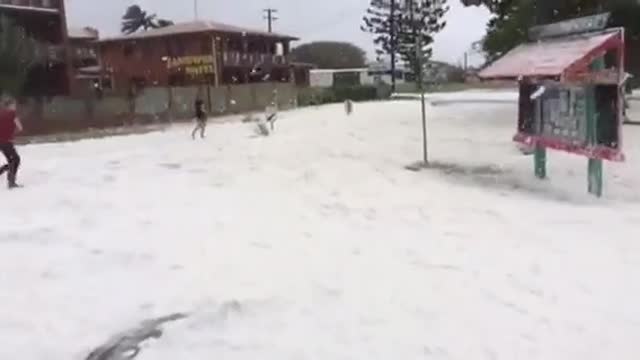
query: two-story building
[
  {"left": 0, "top": 0, "right": 73, "bottom": 95},
  {"left": 97, "top": 20, "right": 299, "bottom": 94},
  {"left": 67, "top": 26, "right": 105, "bottom": 93},
  {"left": 68, "top": 26, "right": 99, "bottom": 69}
]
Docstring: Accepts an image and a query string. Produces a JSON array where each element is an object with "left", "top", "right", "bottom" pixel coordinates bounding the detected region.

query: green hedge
[{"left": 298, "top": 85, "right": 386, "bottom": 106}]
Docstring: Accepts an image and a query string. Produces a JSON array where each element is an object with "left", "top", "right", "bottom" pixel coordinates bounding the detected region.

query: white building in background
[
  {"left": 309, "top": 65, "right": 410, "bottom": 88},
  {"left": 309, "top": 60, "right": 459, "bottom": 88}
]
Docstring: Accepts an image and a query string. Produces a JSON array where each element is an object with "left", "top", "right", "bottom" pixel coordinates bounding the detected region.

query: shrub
[{"left": 297, "top": 85, "right": 383, "bottom": 106}]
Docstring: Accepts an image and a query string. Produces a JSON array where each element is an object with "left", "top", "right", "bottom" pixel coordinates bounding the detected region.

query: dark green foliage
[
  {"left": 482, "top": 0, "right": 534, "bottom": 62},
  {"left": 361, "top": 0, "right": 402, "bottom": 59},
  {"left": 362, "top": 0, "right": 449, "bottom": 73},
  {"left": 290, "top": 42, "right": 367, "bottom": 69},
  {"left": 398, "top": 1, "right": 449, "bottom": 76},
  {"left": 333, "top": 85, "right": 380, "bottom": 102},
  {"left": 121, "top": 5, "right": 174, "bottom": 34},
  {"left": 480, "top": 0, "right": 640, "bottom": 63},
  {"left": 298, "top": 85, "right": 382, "bottom": 106},
  {"left": 0, "top": 16, "right": 39, "bottom": 97}
]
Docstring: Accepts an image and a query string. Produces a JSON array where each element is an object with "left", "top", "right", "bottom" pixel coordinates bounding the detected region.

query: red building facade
[{"left": 98, "top": 21, "right": 299, "bottom": 94}]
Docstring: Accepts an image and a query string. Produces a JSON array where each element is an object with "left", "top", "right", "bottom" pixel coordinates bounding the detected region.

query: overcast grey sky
[{"left": 65, "top": 0, "right": 490, "bottom": 65}]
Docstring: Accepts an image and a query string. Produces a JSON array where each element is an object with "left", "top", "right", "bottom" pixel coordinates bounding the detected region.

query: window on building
[
  {"left": 604, "top": 49, "right": 619, "bottom": 69},
  {"left": 167, "top": 38, "right": 185, "bottom": 57},
  {"left": 101, "top": 77, "right": 113, "bottom": 91},
  {"left": 123, "top": 43, "right": 134, "bottom": 57},
  {"left": 405, "top": 72, "right": 416, "bottom": 82},
  {"left": 143, "top": 42, "right": 154, "bottom": 59},
  {"left": 201, "top": 37, "right": 211, "bottom": 53},
  {"left": 175, "top": 38, "right": 186, "bottom": 56},
  {"left": 165, "top": 39, "right": 174, "bottom": 57},
  {"left": 559, "top": 90, "right": 571, "bottom": 116},
  {"left": 227, "top": 37, "right": 246, "bottom": 53},
  {"left": 333, "top": 72, "right": 361, "bottom": 87},
  {"left": 204, "top": 73, "right": 216, "bottom": 85},
  {"left": 168, "top": 73, "right": 187, "bottom": 87}
]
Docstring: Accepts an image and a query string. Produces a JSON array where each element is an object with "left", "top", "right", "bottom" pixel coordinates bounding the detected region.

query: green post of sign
[
  {"left": 587, "top": 57, "right": 605, "bottom": 197},
  {"left": 534, "top": 145, "right": 547, "bottom": 179}
]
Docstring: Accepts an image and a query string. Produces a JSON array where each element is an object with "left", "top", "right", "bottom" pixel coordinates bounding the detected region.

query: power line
[{"left": 263, "top": 8, "right": 278, "bottom": 33}]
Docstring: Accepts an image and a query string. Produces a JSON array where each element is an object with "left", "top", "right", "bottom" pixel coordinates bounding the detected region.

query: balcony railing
[
  {"left": 33, "top": 44, "right": 66, "bottom": 63},
  {"left": 0, "top": 0, "right": 61, "bottom": 12},
  {"left": 222, "top": 51, "right": 288, "bottom": 67},
  {"left": 74, "top": 47, "right": 97, "bottom": 61}
]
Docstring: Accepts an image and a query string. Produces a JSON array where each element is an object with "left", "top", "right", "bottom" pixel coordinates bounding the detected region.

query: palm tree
[
  {"left": 0, "top": 16, "right": 39, "bottom": 97},
  {"left": 156, "top": 19, "right": 175, "bottom": 28},
  {"left": 121, "top": 5, "right": 174, "bottom": 34}
]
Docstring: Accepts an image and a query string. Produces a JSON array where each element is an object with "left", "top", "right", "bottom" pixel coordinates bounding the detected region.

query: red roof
[
  {"left": 479, "top": 31, "right": 618, "bottom": 79},
  {"left": 98, "top": 20, "right": 298, "bottom": 43}
]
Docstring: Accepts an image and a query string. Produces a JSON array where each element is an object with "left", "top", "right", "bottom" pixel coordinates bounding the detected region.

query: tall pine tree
[
  {"left": 363, "top": 0, "right": 449, "bottom": 86},
  {"left": 362, "top": 0, "right": 403, "bottom": 91},
  {"left": 398, "top": 0, "right": 449, "bottom": 78}
]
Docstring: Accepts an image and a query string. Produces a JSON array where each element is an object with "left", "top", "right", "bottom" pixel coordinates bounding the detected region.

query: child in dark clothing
[
  {"left": 191, "top": 99, "right": 208, "bottom": 140},
  {"left": 0, "top": 97, "right": 23, "bottom": 189}
]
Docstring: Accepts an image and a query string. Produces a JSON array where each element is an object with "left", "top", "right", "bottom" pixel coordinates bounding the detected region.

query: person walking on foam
[
  {"left": 191, "top": 98, "right": 208, "bottom": 140},
  {"left": 0, "top": 97, "right": 23, "bottom": 189}
]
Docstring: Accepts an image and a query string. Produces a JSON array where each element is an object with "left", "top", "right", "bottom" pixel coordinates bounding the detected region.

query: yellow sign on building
[{"left": 167, "top": 55, "right": 216, "bottom": 76}]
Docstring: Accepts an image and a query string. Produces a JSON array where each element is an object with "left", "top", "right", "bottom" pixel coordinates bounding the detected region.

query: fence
[{"left": 17, "top": 82, "right": 299, "bottom": 135}]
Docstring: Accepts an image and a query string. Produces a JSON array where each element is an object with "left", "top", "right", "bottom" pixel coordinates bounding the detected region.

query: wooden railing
[
  {"left": 33, "top": 44, "right": 66, "bottom": 63},
  {"left": 74, "top": 47, "right": 97, "bottom": 61},
  {"left": 222, "top": 51, "right": 288, "bottom": 67}
]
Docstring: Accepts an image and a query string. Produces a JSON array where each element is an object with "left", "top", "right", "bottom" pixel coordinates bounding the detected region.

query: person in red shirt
[{"left": 0, "top": 97, "right": 23, "bottom": 189}]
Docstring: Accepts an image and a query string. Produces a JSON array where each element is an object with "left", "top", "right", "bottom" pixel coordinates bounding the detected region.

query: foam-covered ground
[{"left": 2, "top": 94, "right": 639, "bottom": 360}]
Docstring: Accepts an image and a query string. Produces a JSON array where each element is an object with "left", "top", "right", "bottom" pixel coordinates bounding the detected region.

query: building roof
[
  {"left": 479, "top": 30, "right": 618, "bottom": 80},
  {"left": 98, "top": 20, "right": 298, "bottom": 43},
  {"left": 0, "top": 3, "right": 59, "bottom": 14},
  {"left": 68, "top": 27, "right": 99, "bottom": 40}
]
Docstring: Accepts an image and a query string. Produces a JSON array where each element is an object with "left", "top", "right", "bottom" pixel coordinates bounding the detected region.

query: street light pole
[
  {"left": 194, "top": 0, "right": 199, "bottom": 20},
  {"left": 415, "top": 0, "right": 428, "bottom": 165}
]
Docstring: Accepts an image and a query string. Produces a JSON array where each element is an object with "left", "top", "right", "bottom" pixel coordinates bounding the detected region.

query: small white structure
[
  {"left": 309, "top": 64, "right": 411, "bottom": 88},
  {"left": 309, "top": 69, "right": 368, "bottom": 88}
]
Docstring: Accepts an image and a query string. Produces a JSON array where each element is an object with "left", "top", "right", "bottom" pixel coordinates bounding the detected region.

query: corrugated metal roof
[
  {"left": 68, "top": 27, "right": 99, "bottom": 40},
  {"left": 98, "top": 20, "right": 298, "bottom": 43},
  {"left": 479, "top": 31, "right": 617, "bottom": 79}
]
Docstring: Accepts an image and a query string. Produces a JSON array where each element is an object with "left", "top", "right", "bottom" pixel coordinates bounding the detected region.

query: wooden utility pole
[
  {"left": 263, "top": 8, "right": 278, "bottom": 33},
  {"left": 390, "top": 0, "right": 397, "bottom": 92},
  {"left": 414, "top": 0, "right": 428, "bottom": 165}
]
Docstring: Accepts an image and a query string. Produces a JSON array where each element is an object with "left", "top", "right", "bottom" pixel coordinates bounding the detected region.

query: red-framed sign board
[{"left": 479, "top": 13, "right": 626, "bottom": 196}]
